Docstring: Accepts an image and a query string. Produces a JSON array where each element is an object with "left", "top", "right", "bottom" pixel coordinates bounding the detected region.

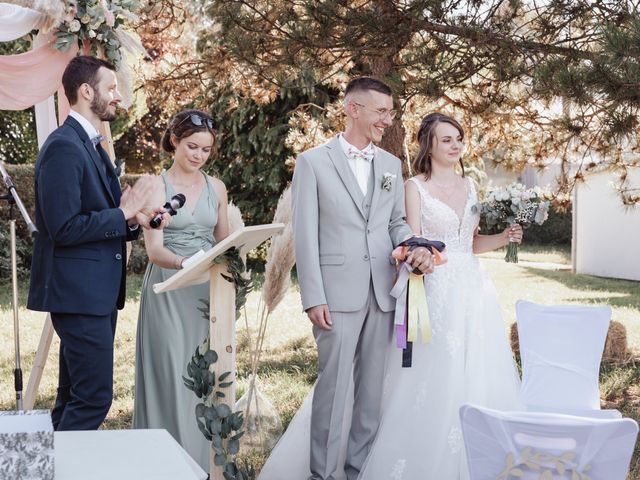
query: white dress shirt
[
  {"left": 68, "top": 110, "right": 100, "bottom": 148},
  {"left": 338, "top": 133, "right": 375, "bottom": 196}
]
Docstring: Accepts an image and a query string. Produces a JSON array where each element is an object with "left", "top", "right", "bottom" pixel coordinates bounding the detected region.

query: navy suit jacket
[{"left": 27, "top": 116, "right": 139, "bottom": 316}]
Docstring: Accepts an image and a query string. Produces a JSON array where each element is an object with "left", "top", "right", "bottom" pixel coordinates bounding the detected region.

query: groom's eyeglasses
[
  {"left": 352, "top": 102, "right": 398, "bottom": 120},
  {"left": 177, "top": 114, "right": 217, "bottom": 130}
]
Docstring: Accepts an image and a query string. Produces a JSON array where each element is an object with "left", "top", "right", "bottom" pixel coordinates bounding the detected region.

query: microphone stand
[{"left": 0, "top": 161, "right": 38, "bottom": 411}]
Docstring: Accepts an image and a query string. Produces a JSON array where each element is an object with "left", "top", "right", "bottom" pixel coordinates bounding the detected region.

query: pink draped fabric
[{"left": 0, "top": 39, "right": 78, "bottom": 110}]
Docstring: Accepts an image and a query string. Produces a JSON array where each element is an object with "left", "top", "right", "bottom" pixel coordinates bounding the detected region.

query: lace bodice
[{"left": 409, "top": 177, "right": 479, "bottom": 254}]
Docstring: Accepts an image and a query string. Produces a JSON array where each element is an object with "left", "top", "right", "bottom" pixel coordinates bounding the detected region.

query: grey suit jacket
[{"left": 292, "top": 136, "right": 412, "bottom": 313}]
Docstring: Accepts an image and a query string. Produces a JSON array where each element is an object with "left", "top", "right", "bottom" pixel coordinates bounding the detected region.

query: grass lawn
[{"left": 1, "top": 244, "right": 639, "bottom": 477}]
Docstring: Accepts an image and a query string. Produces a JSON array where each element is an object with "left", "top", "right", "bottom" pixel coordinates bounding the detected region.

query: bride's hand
[
  {"left": 504, "top": 224, "right": 523, "bottom": 244},
  {"left": 405, "top": 246, "right": 435, "bottom": 274}
]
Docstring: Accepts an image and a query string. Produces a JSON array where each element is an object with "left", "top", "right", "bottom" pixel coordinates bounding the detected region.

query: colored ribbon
[{"left": 390, "top": 236, "right": 447, "bottom": 367}]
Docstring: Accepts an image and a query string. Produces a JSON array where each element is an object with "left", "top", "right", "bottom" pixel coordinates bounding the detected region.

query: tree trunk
[{"left": 368, "top": 2, "right": 413, "bottom": 177}]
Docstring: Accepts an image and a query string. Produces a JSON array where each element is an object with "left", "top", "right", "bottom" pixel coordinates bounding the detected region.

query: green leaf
[
  {"left": 214, "top": 453, "right": 227, "bottom": 466},
  {"left": 228, "top": 439, "right": 240, "bottom": 455},
  {"left": 210, "top": 418, "right": 222, "bottom": 434},
  {"left": 204, "top": 406, "right": 218, "bottom": 420},
  {"left": 230, "top": 412, "right": 244, "bottom": 430},
  {"left": 217, "top": 403, "right": 232, "bottom": 418},
  {"left": 204, "top": 350, "right": 218, "bottom": 364},
  {"left": 196, "top": 418, "right": 212, "bottom": 441}
]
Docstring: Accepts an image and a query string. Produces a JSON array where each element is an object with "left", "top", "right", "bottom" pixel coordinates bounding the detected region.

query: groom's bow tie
[
  {"left": 91, "top": 134, "right": 107, "bottom": 146},
  {"left": 347, "top": 146, "right": 374, "bottom": 162}
]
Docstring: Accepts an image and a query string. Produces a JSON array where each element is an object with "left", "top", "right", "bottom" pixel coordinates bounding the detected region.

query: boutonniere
[
  {"left": 114, "top": 158, "right": 125, "bottom": 177},
  {"left": 381, "top": 172, "right": 396, "bottom": 192}
]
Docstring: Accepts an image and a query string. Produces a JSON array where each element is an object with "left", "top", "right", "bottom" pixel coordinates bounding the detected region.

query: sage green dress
[{"left": 134, "top": 170, "right": 218, "bottom": 470}]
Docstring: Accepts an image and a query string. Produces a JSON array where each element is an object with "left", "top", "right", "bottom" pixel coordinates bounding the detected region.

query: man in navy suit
[{"left": 27, "top": 56, "right": 168, "bottom": 430}]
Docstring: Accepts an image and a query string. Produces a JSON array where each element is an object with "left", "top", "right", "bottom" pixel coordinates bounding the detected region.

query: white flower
[
  {"left": 81, "top": 14, "right": 91, "bottom": 24},
  {"left": 88, "top": 30, "right": 97, "bottom": 38},
  {"left": 381, "top": 172, "right": 396, "bottom": 191},
  {"left": 534, "top": 201, "right": 550, "bottom": 224},
  {"left": 68, "top": 19, "right": 81, "bottom": 32}
]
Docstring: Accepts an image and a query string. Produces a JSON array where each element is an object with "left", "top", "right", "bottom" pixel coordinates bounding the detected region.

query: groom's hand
[
  {"left": 406, "top": 246, "right": 435, "bottom": 274},
  {"left": 306, "top": 304, "right": 333, "bottom": 330}
]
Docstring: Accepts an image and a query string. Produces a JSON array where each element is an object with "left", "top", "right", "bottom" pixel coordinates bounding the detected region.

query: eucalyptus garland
[
  {"left": 214, "top": 246, "right": 253, "bottom": 319},
  {"left": 183, "top": 248, "right": 256, "bottom": 480}
]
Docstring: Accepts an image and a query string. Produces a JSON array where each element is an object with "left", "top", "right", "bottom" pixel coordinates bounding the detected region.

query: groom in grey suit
[{"left": 292, "top": 77, "right": 433, "bottom": 480}]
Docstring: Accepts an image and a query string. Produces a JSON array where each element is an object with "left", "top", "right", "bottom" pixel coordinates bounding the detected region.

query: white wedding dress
[{"left": 259, "top": 177, "right": 522, "bottom": 480}]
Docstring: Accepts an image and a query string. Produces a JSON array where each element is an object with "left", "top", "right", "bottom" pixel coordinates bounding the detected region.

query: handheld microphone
[{"left": 150, "top": 193, "right": 186, "bottom": 228}]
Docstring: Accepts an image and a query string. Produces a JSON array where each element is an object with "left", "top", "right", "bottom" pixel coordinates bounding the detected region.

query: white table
[{"left": 55, "top": 429, "right": 207, "bottom": 480}]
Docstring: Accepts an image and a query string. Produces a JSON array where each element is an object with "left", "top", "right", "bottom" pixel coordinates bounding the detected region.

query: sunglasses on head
[{"left": 177, "top": 114, "right": 216, "bottom": 130}]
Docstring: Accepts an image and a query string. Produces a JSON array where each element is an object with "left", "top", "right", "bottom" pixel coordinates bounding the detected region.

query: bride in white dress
[{"left": 259, "top": 112, "right": 523, "bottom": 480}]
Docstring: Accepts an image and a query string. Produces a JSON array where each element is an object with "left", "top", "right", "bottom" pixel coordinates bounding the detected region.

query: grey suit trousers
[{"left": 309, "top": 286, "right": 393, "bottom": 480}]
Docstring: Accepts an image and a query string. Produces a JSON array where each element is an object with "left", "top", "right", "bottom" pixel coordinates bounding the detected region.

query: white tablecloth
[{"left": 54, "top": 429, "right": 207, "bottom": 480}]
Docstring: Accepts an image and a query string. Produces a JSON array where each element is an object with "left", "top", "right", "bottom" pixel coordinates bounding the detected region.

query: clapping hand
[{"left": 119, "top": 176, "right": 172, "bottom": 229}]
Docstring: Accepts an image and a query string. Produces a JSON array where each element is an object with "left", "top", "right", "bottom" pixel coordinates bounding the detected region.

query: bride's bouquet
[{"left": 472, "top": 183, "right": 550, "bottom": 263}]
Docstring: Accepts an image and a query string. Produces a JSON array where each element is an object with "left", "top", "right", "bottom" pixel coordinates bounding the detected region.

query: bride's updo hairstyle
[
  {"left": 413, "top": 112, "right": 465, "bottom": 179},
  {"left": 161, "top": 109, "right": 217, "bottom": 153}
]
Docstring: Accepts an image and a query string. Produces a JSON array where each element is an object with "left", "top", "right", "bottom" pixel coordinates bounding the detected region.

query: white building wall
[{"left": 574, "top": 170, "right": 640, "bottom": 281}]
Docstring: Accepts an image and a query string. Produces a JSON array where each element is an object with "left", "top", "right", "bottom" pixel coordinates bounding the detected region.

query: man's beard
[{"left": 91, "top": 93, "right": 116, "bottom": 122}]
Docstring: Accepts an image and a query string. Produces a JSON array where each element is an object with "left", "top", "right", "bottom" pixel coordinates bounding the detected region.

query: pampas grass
[
  {"left": 262, "top": 187, "right": 295, "bottom": 313},
  {"left": 228, "top": 201, "right": 245, "bottom": 233},
  {"left": 242, "top": 186, "right": 295, "bottom": 441}
]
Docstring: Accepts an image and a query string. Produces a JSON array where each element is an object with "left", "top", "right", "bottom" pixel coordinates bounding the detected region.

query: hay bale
[
  {"left": 603, "top": 320, "right": 629, "bottom": 363},
  {"left": 510, "top": 323, "right": 520, "bottom": 362}
]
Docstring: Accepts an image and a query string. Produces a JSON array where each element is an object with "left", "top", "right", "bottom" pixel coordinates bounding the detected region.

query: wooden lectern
[{"left": 153, "top": 223, "right": 284, "bottom": 479}]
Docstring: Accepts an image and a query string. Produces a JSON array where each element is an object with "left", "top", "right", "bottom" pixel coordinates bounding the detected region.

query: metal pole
[
  {"left": 0, "top": 161, "right": 36, "bottom": 411},
  {"left": 10, "top": 219, "right": 23, "bottom": 411}
]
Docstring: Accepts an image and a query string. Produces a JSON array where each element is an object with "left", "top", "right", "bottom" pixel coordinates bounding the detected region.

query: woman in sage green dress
[{"left": 133, "top": 109, "right": 229, "bottom": 470}]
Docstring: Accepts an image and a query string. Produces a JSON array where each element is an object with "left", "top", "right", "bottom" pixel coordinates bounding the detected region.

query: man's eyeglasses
[
  {"left": 352, "top": 102, "right": 398, "bottom": 120},
  {"left": 177, "top": 114, "right": 217, "bottom": 130}
]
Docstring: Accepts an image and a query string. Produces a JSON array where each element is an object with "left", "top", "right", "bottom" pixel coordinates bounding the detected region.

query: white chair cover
[
  {"left": 460, "top": 404, "right": 638, "bottom": 480},
  {"left": 515, "top": 300, "right": 611, "bottom": 413}
]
